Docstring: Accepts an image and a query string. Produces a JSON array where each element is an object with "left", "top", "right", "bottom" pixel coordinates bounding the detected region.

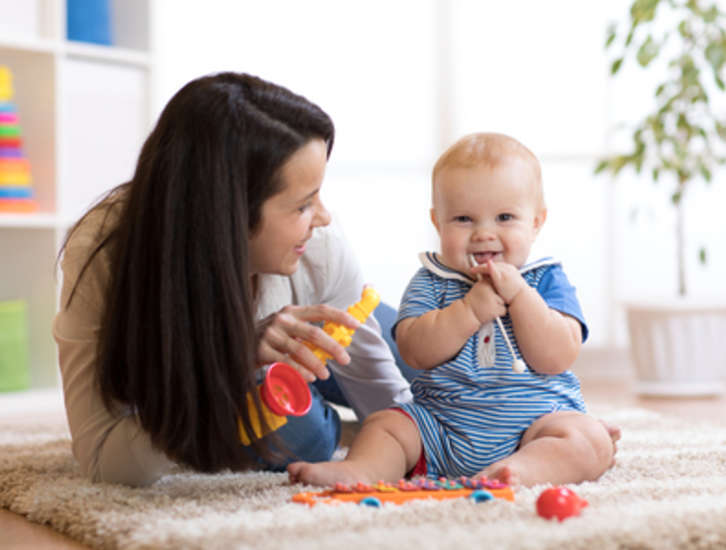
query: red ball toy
[{"left": 536, "top": 486, "right": 588, "bottom": 521}]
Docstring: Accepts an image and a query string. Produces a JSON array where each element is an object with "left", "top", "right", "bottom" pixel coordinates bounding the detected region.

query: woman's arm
[
  {"left": 54, "top": 209, "right": 174, "bottom": 487},
  {"left": 268, "top": 220, "right": 413, "bottom": 419}
]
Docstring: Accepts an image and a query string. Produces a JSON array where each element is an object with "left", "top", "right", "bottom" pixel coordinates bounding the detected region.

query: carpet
[{"left": 2, "top": 407, "right": 726, "bottom": 550}]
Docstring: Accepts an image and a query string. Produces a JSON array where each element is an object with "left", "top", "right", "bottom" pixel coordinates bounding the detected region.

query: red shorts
[{"left": 393, "top": 408, "right": 427, "bottom": 477}]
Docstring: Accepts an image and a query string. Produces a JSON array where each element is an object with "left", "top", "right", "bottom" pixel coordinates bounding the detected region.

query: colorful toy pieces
[
  {"left": 536, "top": 486, "right": 588, "bottom": 521},
  {"left": 0, "top": 66, "right": 36, "bottom": 213},
  {"left": 306, "top": 286, "right": 380, "bottom": 362},
  {"left": 294, "top": 478, "right": 589, "bottom": 521},
  {"left": 293, "top": 476, "right": 514, "bottom": 507}
]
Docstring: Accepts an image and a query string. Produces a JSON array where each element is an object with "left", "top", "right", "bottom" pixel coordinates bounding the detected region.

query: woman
[{"left": 53, "top": 72, "right": 411, "bottom": 486}]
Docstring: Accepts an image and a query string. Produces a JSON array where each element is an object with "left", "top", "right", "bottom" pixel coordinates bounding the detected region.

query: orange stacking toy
[
  {"left": 0, "top": 66, "right": 36, "bottom": 213},
  {"left": 307, "top": 287, "right": 381, "bottom": 362}
]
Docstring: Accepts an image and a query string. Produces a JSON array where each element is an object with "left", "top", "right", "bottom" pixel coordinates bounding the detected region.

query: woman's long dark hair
[{"left": 61, "top": 73, "right": 334, "bottom": 472}]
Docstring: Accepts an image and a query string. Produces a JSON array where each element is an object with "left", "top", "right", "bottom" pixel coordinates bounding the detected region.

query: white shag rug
[{"left": 2, "top": 407, "right": 726, "bottom": 550}]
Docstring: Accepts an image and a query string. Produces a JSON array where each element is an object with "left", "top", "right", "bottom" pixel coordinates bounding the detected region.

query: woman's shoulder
[
  {"left": 294, "top": 218, "right": 364, "bottom": 308},
  {"left": 58, "top": 186, "right": 128, "bottom": 303},
  {"left": 64, "top": 186, "right": 127, "bottom": 252}
]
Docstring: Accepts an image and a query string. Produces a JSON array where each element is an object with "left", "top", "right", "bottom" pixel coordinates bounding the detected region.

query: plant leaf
[
  {"left": 678, "top": 20, "right": 691, "bottom": 39},
  {"left": 698, "top": 247, "right": 707, "bottom": 265},
  {"left": 705, "top": 42, "right": 726, "bottom": 72},
  {"left": 611, "top": 57, "right": 624, "bottom": 74},
  {"left": 594, "top": 159, "right": 610, "bottom": 174},
  {"left": 625, "top": 26, "right": 635, "bottom": 47},
  {"left": 702, "top": 5, "right": 719, "bottom": 23},
  {"left": 631, "top": 0, "right": 660, "bottom": 22},
  {"left": 605, "top": 23, "right": 617, "bottom": 48},
  {"left": 637, "top": 35, "right": 660, "bottom": 66}
]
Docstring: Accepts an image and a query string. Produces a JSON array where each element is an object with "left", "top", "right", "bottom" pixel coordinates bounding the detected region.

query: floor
[{"left": 2, "top": 367, "right": 725, "bottom": 549}]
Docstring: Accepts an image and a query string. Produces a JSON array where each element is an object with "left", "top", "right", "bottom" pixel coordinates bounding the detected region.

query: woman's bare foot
[{"left": 288, "top": 460, "right": 371, "bottom": 487}]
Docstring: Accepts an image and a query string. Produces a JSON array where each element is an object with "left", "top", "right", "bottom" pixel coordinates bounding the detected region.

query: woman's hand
[{"left": 256, "top": 304, "right": 360, "bottom": 382}]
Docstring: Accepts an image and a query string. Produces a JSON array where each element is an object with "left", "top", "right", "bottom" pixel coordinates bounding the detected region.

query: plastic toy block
[
  {"left": 0, "top": 188, "right": 33, "bottom": 198},
  {"left": 0, "top": 67, "right": 12, "bottom": 101},
  {"left": 292, "top": 476, "right": 514, "bottom": 507},
  {"left": 0, "top": 199, "right": 37, "bottom": 213},
  {"left": 307, "top": 287, "right": 381, "bottom": 362}
]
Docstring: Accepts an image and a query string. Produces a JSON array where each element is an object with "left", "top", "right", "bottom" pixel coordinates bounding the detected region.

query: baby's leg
[
  {"left": 480, "top": 411, "right": 615, "bottom": 488},
  {"left": 288, "top": 409, "right": 422, "bottom": 487}
]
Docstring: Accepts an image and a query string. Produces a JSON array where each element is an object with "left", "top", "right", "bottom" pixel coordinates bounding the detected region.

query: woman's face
[{"left": 249, "top": 139, "right": 331, "bottom": 275}]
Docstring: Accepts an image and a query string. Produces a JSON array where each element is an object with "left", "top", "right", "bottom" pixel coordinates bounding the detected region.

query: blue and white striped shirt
[{"left": 394, "top": 253, "right": 588, "bottom": 478}]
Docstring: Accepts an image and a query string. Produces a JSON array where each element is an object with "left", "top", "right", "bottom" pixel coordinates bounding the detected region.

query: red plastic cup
[{"left": 260, "top": 362, "right": 312, "bottom": 417}]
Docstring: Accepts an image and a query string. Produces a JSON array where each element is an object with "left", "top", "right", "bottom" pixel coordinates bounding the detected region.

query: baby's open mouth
[{"left": 472, "top": 251, "right": 500, "bottom": 264}]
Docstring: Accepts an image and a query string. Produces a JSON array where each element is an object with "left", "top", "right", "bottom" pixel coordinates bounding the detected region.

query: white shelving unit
[{"left": 0, "top": 0, "right": 153, "bottom": 388}]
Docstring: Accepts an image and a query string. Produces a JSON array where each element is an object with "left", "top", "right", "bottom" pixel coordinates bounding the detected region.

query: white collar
[{"left": 418, "top": 252, "right": 560, "bottom": 285}]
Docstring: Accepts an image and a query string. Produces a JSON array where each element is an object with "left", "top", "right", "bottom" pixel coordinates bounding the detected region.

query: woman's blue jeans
[{"left": 256, "top": 302, "right": 416, "bottom": 470}]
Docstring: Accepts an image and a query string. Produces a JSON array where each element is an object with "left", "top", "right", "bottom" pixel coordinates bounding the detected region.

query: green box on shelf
[{"left": 0, "top": 299, "right": 30, "bottom": 392}]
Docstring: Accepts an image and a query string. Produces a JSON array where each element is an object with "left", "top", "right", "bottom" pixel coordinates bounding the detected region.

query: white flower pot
[{"left": 626, "top": 301, "right": 726, "bottom": 397}]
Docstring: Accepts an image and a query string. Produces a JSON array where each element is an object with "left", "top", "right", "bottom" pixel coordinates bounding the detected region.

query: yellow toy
[
  {"left": 307, "top": 287, "right": 381, "bottom": 362},
  {"left": 238, "top": 362, "right": 311, "bottom": 445},
  {"left": 239, "top": 288, "right": 380, "bottom": 444}
]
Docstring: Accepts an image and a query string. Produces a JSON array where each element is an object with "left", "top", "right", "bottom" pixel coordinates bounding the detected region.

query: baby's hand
[
  {"left": 483, "top": 260, "right": 527, "bottom": 304},
  {"left": 463, "top": 276, "right": 506, "bottom": 324}
]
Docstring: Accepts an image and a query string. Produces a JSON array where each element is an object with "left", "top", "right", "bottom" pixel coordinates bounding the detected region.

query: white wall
[{"left": 151, "top": 0, "right": 726, "bottom": 350}]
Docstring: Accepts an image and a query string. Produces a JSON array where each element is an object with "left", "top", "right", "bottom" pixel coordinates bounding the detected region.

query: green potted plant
[{"left": 596, "top": 0, "right": 726, "bottom": 396}]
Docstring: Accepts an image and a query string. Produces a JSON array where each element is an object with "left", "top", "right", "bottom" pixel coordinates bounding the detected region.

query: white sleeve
[{"left": 311, "top": 220, "right": 413, "bottom": 419}]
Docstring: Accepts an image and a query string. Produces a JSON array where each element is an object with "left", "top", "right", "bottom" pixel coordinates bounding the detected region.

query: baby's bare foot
[
  {"left": 600, "top": 419, "right": 622, "bottom": 443},
  {"left": 288, "top": 460, "right": 371, "bottom": 487},
  {"left": 481, "top": 463, "right": 521, "bottom": 488},
  {"left": 599, "top": 419, "right": 621, "bottom": 467}
]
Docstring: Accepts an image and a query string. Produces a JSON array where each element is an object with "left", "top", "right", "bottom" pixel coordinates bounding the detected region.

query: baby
[{"left": 289, "top": 132, "right": 618, "bottom": 488}]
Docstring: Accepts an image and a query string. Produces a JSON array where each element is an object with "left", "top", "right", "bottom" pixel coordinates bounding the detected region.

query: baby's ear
[
  {"left": 429, "top": 208, "right": 441, "bottom": 233},
  {"left": 533, "top": 208, "right": 547, "bottom": 233}
]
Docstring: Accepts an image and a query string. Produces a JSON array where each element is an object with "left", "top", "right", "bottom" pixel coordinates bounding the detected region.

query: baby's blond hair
[{"left": 432, "top": 132, "right": 544, "bottom": 208}]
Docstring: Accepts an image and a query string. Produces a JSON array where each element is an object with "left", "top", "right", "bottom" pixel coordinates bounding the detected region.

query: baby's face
[{"left": 430, "top": 156, "right": 545, "bottom": 274}]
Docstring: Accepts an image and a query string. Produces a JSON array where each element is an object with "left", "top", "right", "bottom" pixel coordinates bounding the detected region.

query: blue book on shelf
[{"left": 67, "top": 0, "right": 113, "bottom": 46}]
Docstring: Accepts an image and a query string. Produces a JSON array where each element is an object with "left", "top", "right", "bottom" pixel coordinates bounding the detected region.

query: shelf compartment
[
  {"left": 0, "top": 227, "right": 58, "bottom": 387},
  {"left": 65, "top": 0, "right": 150, "bottom": 54},
  {"left": 58, "top": 57, "right": 148, "bottom": 221}
]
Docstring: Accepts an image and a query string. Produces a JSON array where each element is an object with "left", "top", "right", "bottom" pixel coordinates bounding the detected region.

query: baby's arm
[
  {"left": 396, "top": 278, "right": 506, "bottom": 370},
  {"left": 484, "top": 261, "right": 581, "bottom": 375}
]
